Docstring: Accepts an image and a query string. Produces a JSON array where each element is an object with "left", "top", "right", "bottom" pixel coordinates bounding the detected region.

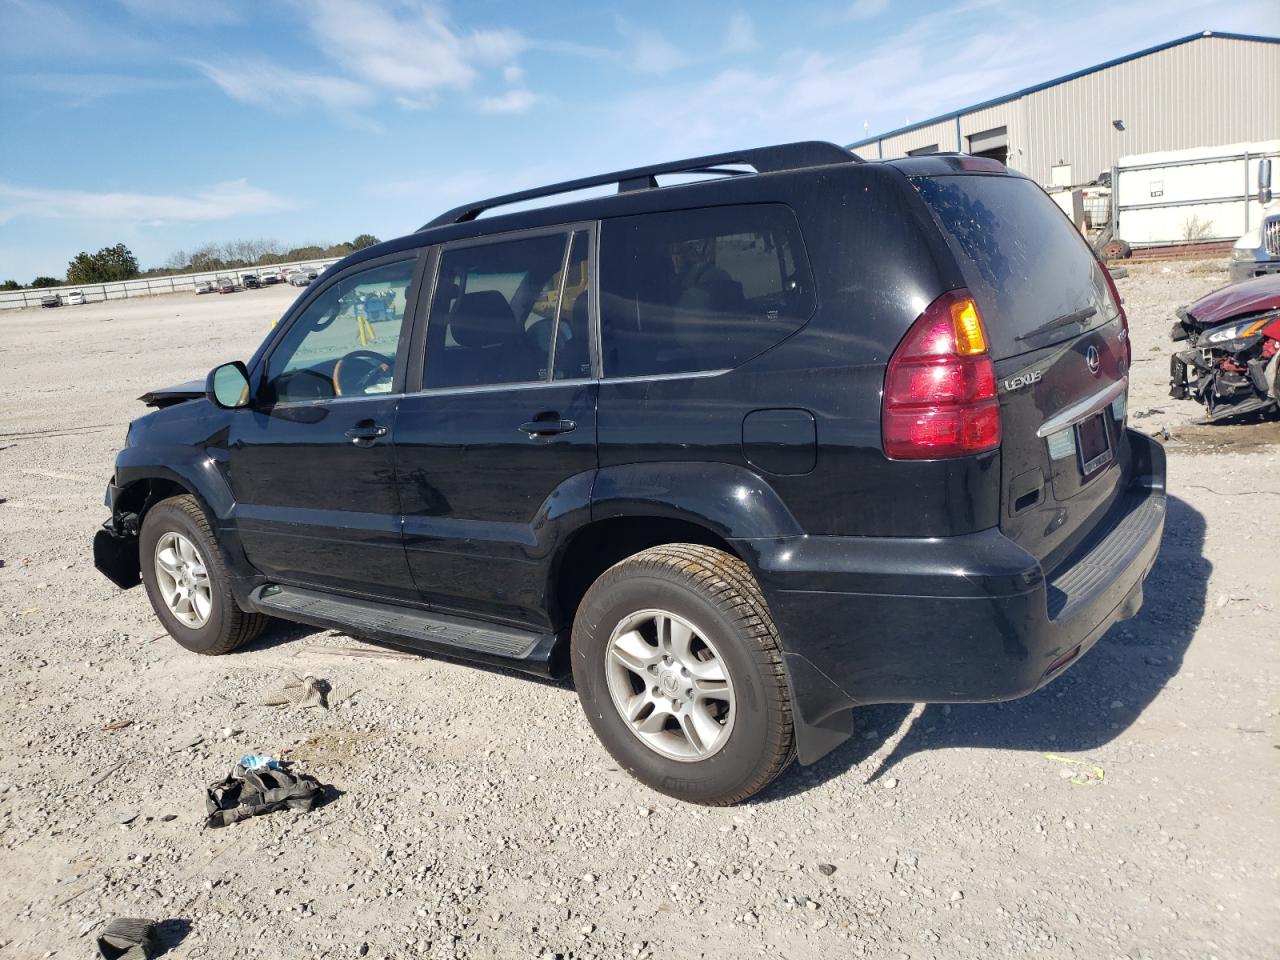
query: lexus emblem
[{"left": 1085, "top": 345, "right": 1101, "bottom": 376}]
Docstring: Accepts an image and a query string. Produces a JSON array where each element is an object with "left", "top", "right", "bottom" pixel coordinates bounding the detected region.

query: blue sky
[{"left": 0, "top": 0, "right": 1268, "bottom": 282}]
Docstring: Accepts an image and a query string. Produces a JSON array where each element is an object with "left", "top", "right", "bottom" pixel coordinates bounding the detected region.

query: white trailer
[{"left": 1113, "top": 140, "right": 1280, "bottom": 247}]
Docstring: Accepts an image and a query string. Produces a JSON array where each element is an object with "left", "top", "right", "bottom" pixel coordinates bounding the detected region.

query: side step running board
[{"left": 248, "top": 584, "right": 561, "bottom": 677}]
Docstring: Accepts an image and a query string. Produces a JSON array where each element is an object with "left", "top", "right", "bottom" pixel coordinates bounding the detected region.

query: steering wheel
[{"left": 332, "top": 349, "right": 393, "bottom": 396}]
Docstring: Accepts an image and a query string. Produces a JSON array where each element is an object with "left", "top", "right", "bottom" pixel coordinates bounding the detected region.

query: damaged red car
[{"left": 1170, "top": 273, "right": 1280, "bottom": 422}]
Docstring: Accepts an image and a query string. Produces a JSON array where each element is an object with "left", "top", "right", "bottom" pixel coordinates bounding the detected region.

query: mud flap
[
  {"left": 783, "top": 651, "right": 856, "bottom": 765},
  {"left": 94, "top": 527, "right": 140, "bottom": 589}
]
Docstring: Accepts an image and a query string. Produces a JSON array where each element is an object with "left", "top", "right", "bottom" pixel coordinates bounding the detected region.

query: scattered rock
[{"left": 817, "top": 863, "right": 837, "bottom": 877}]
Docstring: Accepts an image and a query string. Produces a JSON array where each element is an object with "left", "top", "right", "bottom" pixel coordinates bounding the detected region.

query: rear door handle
[
  {"left": 345, "top": 423, "right": 388, "bottom": 445},
  {"left": 519, "top": 418, "right": 576, "bottom": 438}
]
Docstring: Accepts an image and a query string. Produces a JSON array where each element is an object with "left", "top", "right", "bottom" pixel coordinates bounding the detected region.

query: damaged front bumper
[{"left": 93, "top": 479, "right": 141, "bottom": 589}]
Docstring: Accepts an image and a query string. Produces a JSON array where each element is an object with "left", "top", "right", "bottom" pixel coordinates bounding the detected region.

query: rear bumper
[{"left": 742, "top": 429, "right": 1167, "bottom": 763}]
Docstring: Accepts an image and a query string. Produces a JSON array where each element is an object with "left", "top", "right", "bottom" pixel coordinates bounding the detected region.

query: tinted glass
[
  {"left": 913, "top": 175, "right": 1119, "bottom": 358},
  {"left": 599, "top": 204, "right": 814, "bottom": 378},
  {"left": 265, "top": 258, "right": 415, "bottom": 403},
  {"left": 424, "top": 234, "right": 569, "bottom": 389}
]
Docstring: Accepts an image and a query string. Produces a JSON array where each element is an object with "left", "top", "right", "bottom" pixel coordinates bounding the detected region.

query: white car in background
[{"left": 64, "top": 290, "right": 86, "bottom": 305}]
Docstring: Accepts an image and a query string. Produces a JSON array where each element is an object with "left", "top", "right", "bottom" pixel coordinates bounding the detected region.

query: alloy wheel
[
  {"left": 604, "top": 608, "right": 736, "bottom": 761},
  {"left": 153, "top": 531, "right": 212, "bottom": 628}
]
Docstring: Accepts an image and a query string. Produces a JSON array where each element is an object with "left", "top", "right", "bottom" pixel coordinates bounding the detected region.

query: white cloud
[
  {"left": 617, "top": 18, "right": 685, "bottom": 75},
  {"left": 300, "top": 0, "right": 529, "bottom": 96},
  {"left": 848, "top": 0, "right": 889, "bottom": 19},
  {"left": 116, "top": 0, "right": 240, "bottom": 24},
  {"left": 395, "top": 95, "right": 434, "bottom": 111},
  {"left": 191, "top": 59, "right": 373, "bottom": 109},
  {"left": 723, "top": 12, "right": 758, "bottom": 54},
  {"left": 607, "top": 0, "right": 1280, "bottom": 161},
  {"left": 0, "top": 179, "right": 292, "bottom": 225},
  {"left": 478, "top": 89, "right": 537, "bottom": 113},
  {"left": 189, "top": 0, "right": 536, "bottom": 116},
  {"left": 14, "top": 72, "right": 180, "bottom": 105},
  {"left": 465, "top": 28, "right": 529, "bottom": 65},
  {"left": 0, "top": 0, "right": 149, "bottom": 60}
]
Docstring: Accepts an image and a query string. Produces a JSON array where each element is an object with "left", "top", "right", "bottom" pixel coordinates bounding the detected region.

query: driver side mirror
[{"left": 207, "top": 361, "right": 252, "bottom": 409}]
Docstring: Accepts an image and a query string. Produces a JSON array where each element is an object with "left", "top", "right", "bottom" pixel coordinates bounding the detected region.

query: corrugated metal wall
[{"left": 858, "top": 35, "right": 1280, "bottom": 186}]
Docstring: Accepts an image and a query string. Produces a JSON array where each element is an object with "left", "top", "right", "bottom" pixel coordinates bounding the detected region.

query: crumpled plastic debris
[
  {"left": 239, "top": 754, "right": 282, "bottom": 771},
  {"left": 260, "top": 673, "right": 329, "bottom": 710}
]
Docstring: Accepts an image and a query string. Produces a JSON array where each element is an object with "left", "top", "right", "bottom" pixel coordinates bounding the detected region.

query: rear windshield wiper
[{"left": 1015, "top": 305, "right": 1098, "bottom": 342}]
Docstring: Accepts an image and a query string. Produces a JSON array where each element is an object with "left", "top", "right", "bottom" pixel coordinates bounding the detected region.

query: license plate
[{"left": 1075, "top": 411, "right": 1112, "bottom": 478}]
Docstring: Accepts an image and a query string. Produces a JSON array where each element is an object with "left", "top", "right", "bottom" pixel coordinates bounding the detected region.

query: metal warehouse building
[{"left": 849, "top": 31, "right": 1280, "bottom": 188}]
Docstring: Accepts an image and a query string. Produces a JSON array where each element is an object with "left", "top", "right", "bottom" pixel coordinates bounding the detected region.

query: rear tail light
[{"left": 882, "top": 289, "right": 1001, "bottom": 459}]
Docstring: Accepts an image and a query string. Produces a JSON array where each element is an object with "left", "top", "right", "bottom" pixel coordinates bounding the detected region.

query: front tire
[
  {"left": 572, "top": 544, "right": 794, "bottom": 805},
  {"left": 139, "top": 495, "right": 265, "bottom": 655}
]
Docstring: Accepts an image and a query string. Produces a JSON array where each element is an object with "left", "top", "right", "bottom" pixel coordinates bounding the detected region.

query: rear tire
[
  {"left": 572, "top": 544, "right": 794, "bottom": 805},
  {"left": 139, "top": 495, "right": 266, "bottom": 655}
]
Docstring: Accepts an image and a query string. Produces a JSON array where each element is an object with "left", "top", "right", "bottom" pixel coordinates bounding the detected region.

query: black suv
[{"left": 94, "top": 142, "right": 1166, "bottom": 805}]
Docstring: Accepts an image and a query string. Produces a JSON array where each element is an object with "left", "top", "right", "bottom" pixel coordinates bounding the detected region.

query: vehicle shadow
[
  {"left": 758, "top": 493, "right": 1208, "bottom": 802},
  {"left": 153, "top": 917, "right": 193, "bottom": 957}
]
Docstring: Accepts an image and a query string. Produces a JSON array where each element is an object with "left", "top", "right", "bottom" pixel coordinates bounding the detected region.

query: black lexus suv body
[{"left": 94, "top": 142, "right": 1167, "bottom": 804}]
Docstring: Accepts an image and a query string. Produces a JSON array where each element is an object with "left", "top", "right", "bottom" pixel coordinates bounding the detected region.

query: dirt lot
[{"left": 1, "top": 264, "right": 1277, "bottom": 960}]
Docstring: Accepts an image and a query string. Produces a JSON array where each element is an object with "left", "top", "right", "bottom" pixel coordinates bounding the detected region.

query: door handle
[
  {"left": 345, "top": 423, "right": 388, "bottom": 446},
  {"left": 519, "top": 418, "right": 576, "bottom": 438}
]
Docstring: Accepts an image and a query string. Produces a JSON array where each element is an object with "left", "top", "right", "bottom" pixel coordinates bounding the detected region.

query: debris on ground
[
  {"left": 95, "top": 916, "right": 156, "bottom": 959},
  {"left": 239, "top": 753, "right": 282, "bottom": 771},
  {"left": 1044, "top": 753, "right": 1106, "bottom": 786},
  {"left": 204, "top": 759, "right": 325, "bottom": 829},
  {"left": 260, "top": 673, "right": 330, "bottom": 710}
]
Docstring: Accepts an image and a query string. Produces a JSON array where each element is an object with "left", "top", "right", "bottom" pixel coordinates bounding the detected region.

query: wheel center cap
[{"left": 659, "top": 670, "right": 681, "bottom": 695}]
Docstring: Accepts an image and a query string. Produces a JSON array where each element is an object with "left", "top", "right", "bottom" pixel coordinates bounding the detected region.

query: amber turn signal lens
[{"left": 950, "top": 298, "right": 988, "bottom": 356}]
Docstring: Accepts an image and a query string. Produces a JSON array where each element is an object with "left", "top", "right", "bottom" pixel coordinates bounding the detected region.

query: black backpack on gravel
[{"left": 204, "top": 763, "right": 324, "bottom": 828}]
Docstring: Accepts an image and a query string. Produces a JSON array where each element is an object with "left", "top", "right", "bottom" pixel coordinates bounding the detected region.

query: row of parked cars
[
  {"left": 37, "top": 266, "right": 326, "bottom": 306},
  {"left": 195, "top": 266, "right": 322, "bottom": 295},
  {"left": 39, "top": 289, "right": 86, "bottom": 307}
]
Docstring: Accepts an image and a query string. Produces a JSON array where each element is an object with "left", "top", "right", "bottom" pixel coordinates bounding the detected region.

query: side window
[
  {"left": 265, "top": 258, "right": 416, "bottom": 403},
  {"left": 599, "top": 204, "right": 814, "bottom": 378},
  {"left": 423, "top": 233, "right": 570, "bottom": 389}
]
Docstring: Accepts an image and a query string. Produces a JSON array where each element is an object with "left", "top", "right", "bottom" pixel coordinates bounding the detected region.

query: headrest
[{"left": 448, "top": 290, "right": 518, "bottom": 349}]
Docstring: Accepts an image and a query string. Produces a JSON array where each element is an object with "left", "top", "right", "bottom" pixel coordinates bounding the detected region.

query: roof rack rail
[{"left": 420, "top": 141, "right": 861, "bottom": 229}]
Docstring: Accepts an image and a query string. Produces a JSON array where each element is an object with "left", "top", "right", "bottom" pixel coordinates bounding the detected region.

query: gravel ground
[{"left": 1, "top": 264, "right": 1277, "bottom": 960}]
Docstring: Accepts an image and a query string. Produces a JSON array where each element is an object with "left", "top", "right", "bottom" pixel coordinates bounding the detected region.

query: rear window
[
  {"left": 913, "top": 175, "right": 1119, "bottom": 358},
  {"left": 599, "top": 204, "right": 815, "bottom": 378}
]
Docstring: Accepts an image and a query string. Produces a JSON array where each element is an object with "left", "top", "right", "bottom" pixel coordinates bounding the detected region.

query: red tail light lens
[{"left": 882, "top": 289, "right": 1001, "bottom": 459}]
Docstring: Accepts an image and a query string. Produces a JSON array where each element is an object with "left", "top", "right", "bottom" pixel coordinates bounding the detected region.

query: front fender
[
  {"left": 105, "top": 444, "right": 259, "bottom": 606},
  {"left": 114, "top": 444, "right": 236, "bottom": 519}
]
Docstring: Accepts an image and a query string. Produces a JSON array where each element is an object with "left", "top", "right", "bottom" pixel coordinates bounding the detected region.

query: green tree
[
  {"left": 66, "top": 243, "right": 140, "bottom": 284},
  {"left": 349, "top": 233, "right": 380, "bottom": 251},
  {"left": 31, "top": 276, "right": 61, "bottom": 289},
  {"left": 0, "top": 280, "right": 19, "bottom": 291}
]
